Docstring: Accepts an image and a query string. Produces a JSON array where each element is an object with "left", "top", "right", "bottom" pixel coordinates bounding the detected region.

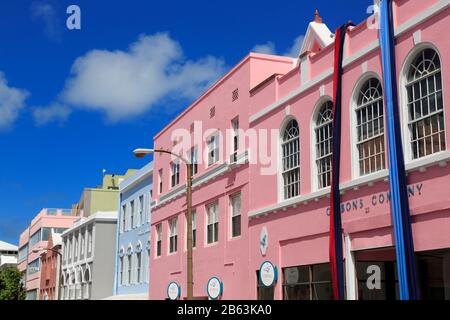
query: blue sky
[{"left": 0, "top": 0, "right": 371, "bottom": 245}]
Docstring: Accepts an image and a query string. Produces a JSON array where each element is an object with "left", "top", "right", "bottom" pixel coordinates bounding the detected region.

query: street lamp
[
  {"left": 133, "top": 148, "right": 194, "bottom": 300},
  {"left": 33, "top": 247, "right": 63, "bottom": 300}
]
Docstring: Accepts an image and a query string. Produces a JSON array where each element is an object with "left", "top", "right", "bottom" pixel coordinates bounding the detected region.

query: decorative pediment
[{"left": 298, "top": 10, "right": 334, "bottom": 59}]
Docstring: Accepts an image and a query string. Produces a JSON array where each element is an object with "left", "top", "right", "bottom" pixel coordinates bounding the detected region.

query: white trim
[
  {"left": 300, "top": 56, "right": 309, "bottom": 85},
  {"left": 154, "top": 152, "right": 248, "bottom": 209},
  {"left": 119, "top": 162, "right": 153, "bottom": 193},
  {"left": 249, "top": 0, "right": 450, "bottom": 124},
  {"left": 249, "top": 150, "right": 450, "bottom": 219},
  {"left": 344, "top": 234, "right": 358, "bottom": 300},
  {"left": 413, "top": 30, "right": 421, "bottom": 45}
]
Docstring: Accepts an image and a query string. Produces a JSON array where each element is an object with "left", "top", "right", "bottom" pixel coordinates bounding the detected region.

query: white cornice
[
  {"left": 152, "top": 151, "right": 249, "bottom": 210},
  {"left": 248, "top": 151, "right": 450, "bottom": 219}
]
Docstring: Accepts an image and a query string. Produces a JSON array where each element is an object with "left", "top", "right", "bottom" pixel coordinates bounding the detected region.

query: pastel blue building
[{"left": 111, "top": 162, "right": 153, "bottom": 299}]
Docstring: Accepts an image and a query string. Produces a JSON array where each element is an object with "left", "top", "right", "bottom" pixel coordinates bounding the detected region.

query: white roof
[
  {"left": 298, "top": 20, "right": 334, "bottom": 59},
  {"left": 0, "top": 255, "right": 18, "bottom": 267},
  {"left": 0, "top": 240, "right": 18, "bottom": 251}
]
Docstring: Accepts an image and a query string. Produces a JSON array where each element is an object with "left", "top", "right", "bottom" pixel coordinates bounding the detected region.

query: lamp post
[
  {"left": 133, "top": 148, "right": 194, "bottom": 300},
  {"left": 33, "top": 247, "right": 63, "bottom": 300}
]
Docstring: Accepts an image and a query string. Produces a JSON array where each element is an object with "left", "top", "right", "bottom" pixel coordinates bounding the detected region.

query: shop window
[
  {"left": 356, "top": 261, "right": 398, "bottom": 300},
  {"left": 282, "top": 263, "right": 333, "bottom": 300},
  {"left": 417, "top": 249, "right": 450, "bottom": 300}
]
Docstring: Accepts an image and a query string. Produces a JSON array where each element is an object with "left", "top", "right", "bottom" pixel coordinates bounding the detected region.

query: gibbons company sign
[{"left": 325, "top": 183, "right": 424, "bottom": 216}]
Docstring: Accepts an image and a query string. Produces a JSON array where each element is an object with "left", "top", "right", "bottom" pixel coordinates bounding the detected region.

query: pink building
[
  {"left": 149, "top": 0, "right": 450, "bottom": 300},
  {"left": 17, "top": 208, "right": 78, "bottom": 300}
]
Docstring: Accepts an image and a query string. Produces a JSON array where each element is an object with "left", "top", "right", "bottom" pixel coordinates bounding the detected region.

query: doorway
[{"left": 354, "top": 247, "right": 399, "bottom": 300}]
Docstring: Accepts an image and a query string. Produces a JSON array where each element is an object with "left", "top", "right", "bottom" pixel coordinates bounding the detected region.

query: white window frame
[
  {"left": 355, "top": 77, "right": 386, "bottom": 176},
  {"left": 136, "top": 250, "right": 142, "bottom": 284},
  {"left": 155, "top": 224, "right": 162, "bottom": 257},
  {"left": 350, "top": 72, "right": 387, "bottom": 179},
  {"left": 400, "top": 45, "right": 446, "bottom": 162},
  {"left": 168, "top": 218, "right": 178, "bottom": 254},
  {"left": 138, "top": 195, "right": 144, "bottom": 226},
  {"left": 87, "top": 228, "right": 93, "bottom": 255},
  {"left": 120, "top": 255, "right": 124, "bottom": 286},
  {"left": 312, "top": 99, "right": 333, "bottom": 191},
  {"left": 121, "top": 204, "right": 126, "bottom": 233},
  {"left": 206, "top": 202, "right": 219, "bottom": 245},
  {"left": 190, "top": 147, "right": 198, "bottom": 176},
  {"left": 130, "top": 200, "right": 135, "bottom": 230},
  {"left": 280, "top": 118, "right": 300, "bottom": 200},
  {"left": 127, "top": 253, "right": 133, "bottom": 285},
  {"left": 171, "top": 162, "right": 180, "bottom": 187},
  {"left": 207, "top": 133, "right": 220, "bottom": 166},
  {"left": 230, "top": 192, "right": 241, "bottom": 239},
  {"left": 231, "top": 117, "right": 240, "bottom": 163}
]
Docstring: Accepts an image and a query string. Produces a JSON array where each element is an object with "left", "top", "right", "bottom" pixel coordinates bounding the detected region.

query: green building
[{"left": 73, "top": 170, "right": 137, "bottom": 217}]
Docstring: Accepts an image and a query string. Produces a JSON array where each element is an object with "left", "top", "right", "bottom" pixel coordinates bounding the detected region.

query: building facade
[
  {"left": 0, "top": 240, "right": 18, "bottom": 268},
  {"left": 39, "top": 233, "right": 62, "bottom": 300},
  {"left": 17, "top": 208, "right": 78, "bottom": 300},
  {"left": 110, "top": 162, "right": 153, "bottom": 299},
  {"left": 149, "top": 0, "right": 450, "bottom": 300},
  {"left": 60, "top": 211, "right": 117, "bottom": 300}
]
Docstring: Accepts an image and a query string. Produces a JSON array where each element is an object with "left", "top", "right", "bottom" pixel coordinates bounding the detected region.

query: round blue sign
[
  {"left": 167, "top": 281, "right": 181, "bottom": 300},
  {"left": 206, "top": 276, "right": 223, "bottom": 300},
  {"left": 259, "top": 261, "right": 278, "bottom": 287}
]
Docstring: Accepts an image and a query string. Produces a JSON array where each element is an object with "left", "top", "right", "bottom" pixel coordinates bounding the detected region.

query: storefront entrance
[
  {"left": 354, "top": 247, "right": 399, "bottom": 300},
  {"left": 355, "top": 247, "right": 450, "bottom": 300}
]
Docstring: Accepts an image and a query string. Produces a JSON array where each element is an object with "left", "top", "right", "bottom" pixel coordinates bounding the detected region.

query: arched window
[
  {"left": 120, "top": 255, "right": 125, "bottom": 285},
  {"left": 315, "top": 101, "right": 333, "bottom": 188},
  {"left": 136, "top": 251, "right": 142, "bottom": 284},
  {"left": 84, "top": 267, "right": 91, "bottom": 282},
  {"left": 406, "top": 48, "right": 445, "bottom": 159},
  {"left": 282, "top": 119, "right": 300, "bottom": 199},
  {"left": 127, "top": 254, "right": 133, "bottom": 285},
  {"left": 356, "top": 77, "right": 386, "bottom": 175}
]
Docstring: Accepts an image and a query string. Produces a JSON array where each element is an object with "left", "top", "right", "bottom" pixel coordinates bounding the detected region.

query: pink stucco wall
[{"left": 149, "top": 0, "right": 450, "bottom": 300}]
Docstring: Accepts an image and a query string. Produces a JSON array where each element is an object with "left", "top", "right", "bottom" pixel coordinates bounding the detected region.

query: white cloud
[
  {"left": 251, "top": 42, "right": 276, "bottom": 55},
  {"left": 61, "top": 33, "right": 226, "bottom": 121},
  {"left": 32, "top": 103, "right": 71, "bottom": 126},
  {"left": 251, "top": 35, "right": 304, "bottom": 58},
  {"left": 283, "top": 35, "right": 305, "bottom": 58},
  {"left": 30, "top": 1, "right": 61, "bottom": 41},
  {"left": 0, "top": 72, "right": 29, "bottom": 130}
]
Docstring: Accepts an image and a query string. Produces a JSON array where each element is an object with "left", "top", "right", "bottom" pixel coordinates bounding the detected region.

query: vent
[
  {"left": 210, "top": 106, "right": 216, "bottom": 118},
  {"left": 232, "top": 88, "right": 239, "bottom": 102}
]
